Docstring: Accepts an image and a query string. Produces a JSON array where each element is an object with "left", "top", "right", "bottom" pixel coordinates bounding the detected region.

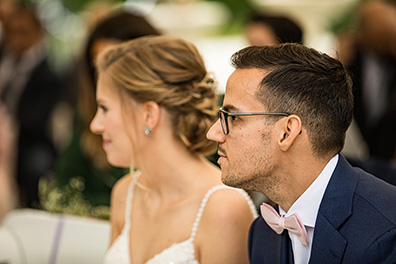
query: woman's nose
[{"left": 90, "top": 111, "right": 102, "bottom": 135}]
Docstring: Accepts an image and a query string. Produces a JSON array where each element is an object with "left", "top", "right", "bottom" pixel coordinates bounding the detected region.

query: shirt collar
[{"left": 279, "top": 154, "right": 338, "bottom": 228}]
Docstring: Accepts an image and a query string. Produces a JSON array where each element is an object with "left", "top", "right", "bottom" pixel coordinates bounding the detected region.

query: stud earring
[{"left": 144, "top": 126, "right": 152, "bottom": 136}]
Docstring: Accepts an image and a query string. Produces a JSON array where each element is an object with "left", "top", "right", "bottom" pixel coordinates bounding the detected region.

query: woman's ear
[
  {"left": 278, "top": 114, "right": 302, "bottom": 151},
  {"left": 143, "top": 101, "right": 160, "bottom": 133}
]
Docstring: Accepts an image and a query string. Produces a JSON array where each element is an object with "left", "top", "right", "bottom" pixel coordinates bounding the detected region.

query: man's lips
[
  {"left": 217, "top": 151, "right": 226, "bottom": 158},
  {"left": 217, "top": 147, "right": 227, "bottom": 164},
  {"left": 217, "top": 144, "right": 227, "bottom": 158},
  {"left": 217, "top": 154, "right": 227, "bottom": 165}
]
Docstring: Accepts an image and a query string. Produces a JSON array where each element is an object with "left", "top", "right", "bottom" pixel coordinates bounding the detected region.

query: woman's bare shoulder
[
  {"left": 204, "top": 187, "right": 257, "bottom": 220},
  {"left": 110, "top": 173, "right": 132, "bottom": 206},
  {"left": 195, "top": 187, "right": 256, "bottom": 263}
]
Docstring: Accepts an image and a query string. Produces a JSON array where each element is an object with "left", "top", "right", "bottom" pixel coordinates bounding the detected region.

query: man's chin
[{"left": 221, "top": 173, "right": 242, "bottom": 188}]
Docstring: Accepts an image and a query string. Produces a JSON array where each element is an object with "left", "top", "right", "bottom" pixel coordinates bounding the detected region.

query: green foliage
[
  {"left": 60, "top": 0, "right": 121, "bottom": 13},
  {"left": 208, "top": 0, "right": 255, "bottom": 34},
  {"left": 329, "top": 0, "right": 365, "bottom": 34},
  {"left": 39, "top": 176, "right": 110, "bottom": 220}
]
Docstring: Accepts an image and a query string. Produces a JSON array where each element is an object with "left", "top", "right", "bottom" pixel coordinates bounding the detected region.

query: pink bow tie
[{"left": 260, "top": 203, "right": 308, "bottom": 246}]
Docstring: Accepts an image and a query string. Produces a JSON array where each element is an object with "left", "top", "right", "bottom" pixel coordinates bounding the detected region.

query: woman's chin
[{"left": 107, "top": 157, "right": 130, "bottom": 168}]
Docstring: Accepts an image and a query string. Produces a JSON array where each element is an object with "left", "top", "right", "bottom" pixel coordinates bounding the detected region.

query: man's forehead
[
  {"left": 223, "top": 68, "right": 267, "bottom": 110},
  {"left": 227, "top": 68, "right": 265, "bottom": 91}
]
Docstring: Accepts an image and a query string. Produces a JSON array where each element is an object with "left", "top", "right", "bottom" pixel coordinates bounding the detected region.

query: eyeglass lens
[{"left": 219, "top": 110, "right": 229, "bottom": 135}]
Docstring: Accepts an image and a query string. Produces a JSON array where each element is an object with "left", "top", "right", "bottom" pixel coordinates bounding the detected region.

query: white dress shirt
[{"left": 279, "top": 154, "right": 338, "bottom": 264}]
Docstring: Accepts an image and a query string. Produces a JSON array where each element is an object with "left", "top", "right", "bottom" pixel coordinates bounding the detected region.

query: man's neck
[{"left": 272, "top": 154, "right": 335, "bottom": 212}]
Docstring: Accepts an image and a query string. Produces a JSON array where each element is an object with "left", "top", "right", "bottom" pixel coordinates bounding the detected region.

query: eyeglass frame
[{"left": 219, "top": 107, "right": 291, "bottom": 135}]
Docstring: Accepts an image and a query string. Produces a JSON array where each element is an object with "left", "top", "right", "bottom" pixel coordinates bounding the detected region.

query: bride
[{"left": 90, "top": 35, "right": 258, "bottom": 264}]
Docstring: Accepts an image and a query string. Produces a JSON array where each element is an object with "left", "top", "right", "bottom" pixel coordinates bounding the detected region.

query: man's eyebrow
[{"left": 222, "top": 105, "right": 239, "bottom": 112}]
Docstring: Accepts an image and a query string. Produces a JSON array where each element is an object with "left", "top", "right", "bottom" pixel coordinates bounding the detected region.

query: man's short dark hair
[{"left": 231, "top": 43, "right": 353, "bottom": 157}]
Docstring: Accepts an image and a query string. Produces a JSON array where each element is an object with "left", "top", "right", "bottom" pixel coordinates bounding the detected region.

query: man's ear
[
  {"left": 278, "top": 114, "right": 302, "bottom": 151},
  {"left": 143, "top": 101, "right": 160, "bottom": 132}
]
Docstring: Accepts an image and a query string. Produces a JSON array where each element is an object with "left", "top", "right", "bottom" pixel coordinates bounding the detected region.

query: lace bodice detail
[{"left": 103, "top": 172, "right": 258, "bottom": 264}]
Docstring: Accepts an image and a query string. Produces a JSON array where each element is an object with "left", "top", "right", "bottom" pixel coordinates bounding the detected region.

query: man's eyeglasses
[{"left": 219, "top": 108, "right": 290, "bottom": 135}]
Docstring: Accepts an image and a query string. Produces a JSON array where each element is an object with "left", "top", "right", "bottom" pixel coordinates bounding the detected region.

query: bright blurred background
[
  {"left": 10, "top": 0, "right": 359, "bottom": 93},
  {"left": 6, "top": 0, "right": 396, "bottom": 263}
]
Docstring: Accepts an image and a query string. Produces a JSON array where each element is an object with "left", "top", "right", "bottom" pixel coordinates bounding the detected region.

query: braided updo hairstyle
[{"left": 96, "top": 35, "right": 218, "bottom": 155}]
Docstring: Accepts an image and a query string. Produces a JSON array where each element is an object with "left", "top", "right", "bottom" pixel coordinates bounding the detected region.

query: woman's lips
[{"left": 102, "top": 139, "right": 111, "bottom": 147}]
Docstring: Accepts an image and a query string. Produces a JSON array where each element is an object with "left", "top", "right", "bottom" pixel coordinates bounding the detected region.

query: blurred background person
[
  {"left": 328, "top": 0, "right": 396, "bottom": 185},
  {"left": 245, "top": 12, "right": 303, "bottom": 46},
  {"left": 0, "top": 6, "right": 63, "bottom": 208},
  {"left": 333, "top": 0, "right": 396, "bottom": 183},
  {"left": 342, "top": 0, "right": 396, "bottom": 160},
  {"left": 55, "top": 9, "right": 160, "bottom": 207}
]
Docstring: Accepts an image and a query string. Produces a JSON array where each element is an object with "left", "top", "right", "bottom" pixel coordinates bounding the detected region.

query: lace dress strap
[
  {"left": 189, "top": 185, "right": 259, "bottom": 241},
  {"left": 103, "top": 170, "right": 142, "bottom": 264},
  {"left": 234, "top": 188, "right": 259, "bottom": 219},
  {"left": 190, "top": 185, "right": 228, "bottom": 240}
]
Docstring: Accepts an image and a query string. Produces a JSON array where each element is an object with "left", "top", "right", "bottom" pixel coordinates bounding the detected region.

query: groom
[{"left": 207, "top": 43, "right": 396, "bottom": 263}]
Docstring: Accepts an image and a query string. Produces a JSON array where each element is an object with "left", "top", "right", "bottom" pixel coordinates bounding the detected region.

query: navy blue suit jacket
[{"left": 248, "top": 155, "right": 396, "bottom": 263}]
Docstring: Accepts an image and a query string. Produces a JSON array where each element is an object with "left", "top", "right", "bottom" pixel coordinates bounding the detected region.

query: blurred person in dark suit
[
  {"left": 0, "top": 6, "right": 63, "bottom": 208},
  {"left": 343, "top": 0, "right": 396, "bottom": 160},
  {"left": 333, "top": 0, "right": 396, "bottom": 186}
]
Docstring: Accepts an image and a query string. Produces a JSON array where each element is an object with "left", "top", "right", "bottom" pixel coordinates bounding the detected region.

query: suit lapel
[
  {"left": 309, "top": 212, "right": 347, "bottom": 263},
  {"left": 309, "top": 155, "right": 358, "bottom": 263}
]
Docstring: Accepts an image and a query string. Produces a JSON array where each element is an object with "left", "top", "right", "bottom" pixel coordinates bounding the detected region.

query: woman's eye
[{"left": 99, "top": 104, "right": 108, "bottom": 112}]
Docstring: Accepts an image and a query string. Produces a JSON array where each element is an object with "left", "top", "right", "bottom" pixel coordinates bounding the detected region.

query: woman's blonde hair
[
  {"left": 78, "top": 11, "right": 160, "bottom": 171},
  {"left": 96, "top": 35, "right": 218, "bottom": 155}
]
